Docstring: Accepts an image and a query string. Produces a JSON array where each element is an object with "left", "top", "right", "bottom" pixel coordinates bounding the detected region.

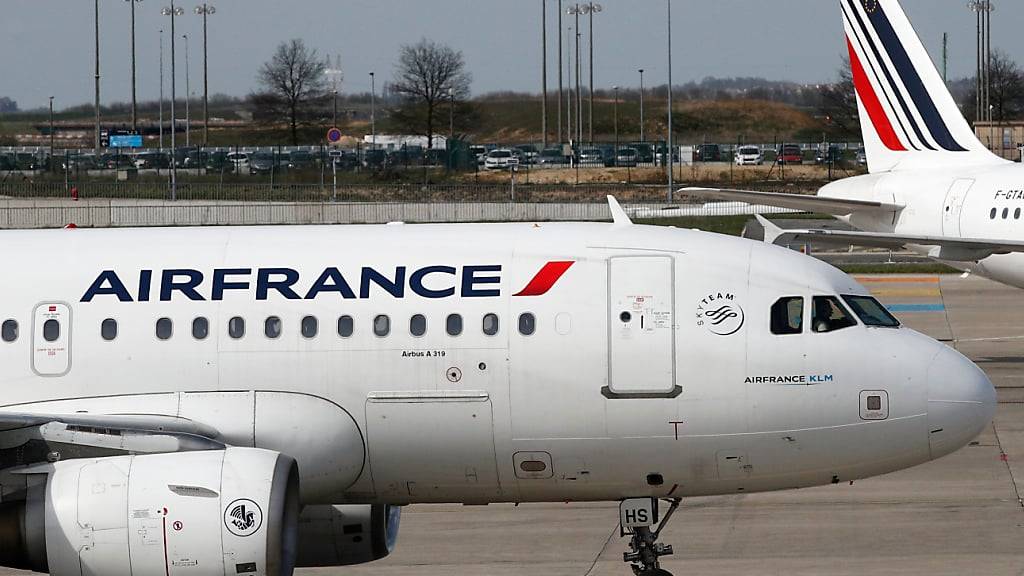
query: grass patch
[{"left": 837, "top": 263, "right": 960, "bottom": 275}]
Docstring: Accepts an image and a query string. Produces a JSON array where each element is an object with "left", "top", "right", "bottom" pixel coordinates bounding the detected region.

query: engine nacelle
[
  {"left": 0, "top": 447, "right": 300, "bottom": 576},
  {"left": 296, "top": 504, "right": 401, "bottom": 567}
]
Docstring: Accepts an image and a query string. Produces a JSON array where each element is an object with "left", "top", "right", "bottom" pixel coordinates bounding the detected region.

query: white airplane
[
  {"left": 0, "top": 199, "right": 994, "bottom": 576},
  {"left": 685, "top": 0, "right": 1024, "bottom": 289}
]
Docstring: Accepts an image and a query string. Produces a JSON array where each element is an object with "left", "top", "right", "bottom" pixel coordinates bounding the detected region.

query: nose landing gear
[{"left": 620, "top": 498, "right": 681, "bottom": 576}]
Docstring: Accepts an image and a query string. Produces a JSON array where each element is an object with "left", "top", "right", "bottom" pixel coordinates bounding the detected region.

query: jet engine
[
  {"left": 0, "top": 447, "right": 300, "bottom": 576},
  {"left": 296, "top": 504, "right": 401, "bottom": 567}
]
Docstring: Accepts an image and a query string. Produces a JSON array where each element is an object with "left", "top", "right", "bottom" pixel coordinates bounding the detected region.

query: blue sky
[{"left": 3, "top": 0, "right": 1021, "bottom": 110}]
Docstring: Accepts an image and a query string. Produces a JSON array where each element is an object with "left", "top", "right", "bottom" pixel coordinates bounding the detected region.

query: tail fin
[{"left": 840, "top": 0, "right": 1005, "bottom": 172}]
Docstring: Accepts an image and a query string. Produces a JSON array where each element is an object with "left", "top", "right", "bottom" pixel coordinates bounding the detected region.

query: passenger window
[
  {"left": 192, "top": 317, "right": 209, "bottom": 340},
  {"left": 2, "top": 320, "right": 18, "bottom": 342},
  {"left": 43, "top": 319, "right": 60, "bottom": 342},
  {"left": 842, "top": 295, "right": 901, "bottom": 327},
  {"left": 156, "top": 318, "right": 173, "bottom": 340},
  {"left": 990, "top": 208, "right": 997, "bottom": 219},
  {"left": 1016, "top": 208, "right": 1021, "bottom": 220},
  {"left": 265, "top": 316, "right": 282, "bottom": 339},
  {"left": 770, "top": 297, "right": 803, "bottom": 335},
  {"left": 410, "top": 314, "right": 427, "bottom": 337},
  {"left": 518, "top": 313, "right": 536, "bottom": 336},
  {"left": 1003, "top": 208, "right": 1010, "bottom": 219},
  {"left": 811, "top": 296, "right": 857, "bottom": 333},
  {"left": 373, "top": 315, "right": 390, "bottom": 337},
  {"left": 338, "top": 315, "right": 354, "bottom": 338},
  {"left": 482, "top": 313, "right": 499, "bottom": 336},
  {"left": 229, "top": 316, "right": 246, "bottom": 339},
  {"left": 302, "top": 316, "right": 318, "bottom": 339},
  {"left": 446, "top": 314, "right": 463, "bottom": 336},
  {"left": 101, "top": 318, "right": 118, "bottom": 341}
]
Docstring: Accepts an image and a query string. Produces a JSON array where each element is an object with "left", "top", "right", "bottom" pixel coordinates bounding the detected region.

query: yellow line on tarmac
[{"left": 869, "top": 288, "right": 942, "bottom": 298}]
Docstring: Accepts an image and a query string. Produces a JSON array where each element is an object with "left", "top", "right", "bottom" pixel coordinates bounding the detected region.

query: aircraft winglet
[
  {"left": 756, "top": 214, "right": 785, "bottom": 245},
  {"left": 607, "top": 196, "right": 633, "bottom": 227}
]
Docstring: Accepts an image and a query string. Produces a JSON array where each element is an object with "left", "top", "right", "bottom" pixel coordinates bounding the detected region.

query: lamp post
[
  {"left": 369, "top": 72, "right": 376, "bottom": 149},
  {"left": 666, "top": 0, "right": 674, "bottom": 201},
  {"left": 161, "top": 3, "right": 184, "bottom": 200},
  {"left": 541, "top": 0, "right": 548, "bottom": 148},
  {"left": 613, "top": 86, "right": 619, "bottom": 156},
  {"left": 557, "top": 0, "right": 564, "bottom": 143},
  {"left": 195, "top": 4, "right": 216, "bottom": 146},
  {"left": 183, "top": 33, "right": 191, "bottom": 148},
  {"left": 638, "top": 68, "right": 645, "bottom": 142},
  {"left": 449, "top": 88, "right": 455, "bottom": 170},
  {"left": 125, "top": 0, "right": 142, "bottom": 133},
  {"left": 324, "top": 55, "right": 343, "bottom": 128},
  {"left": 49, "top": 97, "right": 55, "bottom": 168},
  {"left": 585, "top": 3, "right": 602, "bottom": 143},
  {"left": 159, "top": 29, "right": 165, "bottom": 150},
  {"left": 93, "top": 0, "right": 101, "bottom": 154}
]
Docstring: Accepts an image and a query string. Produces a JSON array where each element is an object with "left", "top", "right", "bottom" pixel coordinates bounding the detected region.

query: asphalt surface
[{"left": 1, "top": 274, "right": 1021, "bottom": 576}]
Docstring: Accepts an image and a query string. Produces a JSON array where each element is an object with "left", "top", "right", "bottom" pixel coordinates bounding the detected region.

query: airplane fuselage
[{"left": 0, "top": 223, "right": 992, "bottom": 508}]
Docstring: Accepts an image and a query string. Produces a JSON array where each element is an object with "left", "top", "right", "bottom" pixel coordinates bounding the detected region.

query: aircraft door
[
  {"left": 606, "top": 256, "right": 677, "bottom": 397},
  {"left": 32, "top": 302, "right": 71, "bottom": 376},
  {"left": 942, "top": 179, "right": 974, "bottom": 237}
]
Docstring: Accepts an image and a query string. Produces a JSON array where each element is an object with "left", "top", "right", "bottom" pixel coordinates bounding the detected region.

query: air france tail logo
[
  {"left": 81, "top": 262, "right": 575, "bottom": 302},
  {"left": 843, "top": 0, "right": 968, "bottom": 153}
]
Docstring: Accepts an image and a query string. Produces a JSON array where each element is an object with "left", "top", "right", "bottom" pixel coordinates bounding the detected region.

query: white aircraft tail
[{"left": 840, "top": 0, "right": 1006, "bottom": 172}]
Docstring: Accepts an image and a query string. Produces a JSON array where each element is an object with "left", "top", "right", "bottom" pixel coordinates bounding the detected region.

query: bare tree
[
  {"left": 818, "top": 56, "right": 861, "bottom": 138},
  {"left": 255, "top": 39, "right": 327, "bottom": 145},
  {"left": 958, "top": 50, "right": 1024, "bottom": 122},
  {"left": 389, "top": 39, "right": 472, "bottom": 149}
]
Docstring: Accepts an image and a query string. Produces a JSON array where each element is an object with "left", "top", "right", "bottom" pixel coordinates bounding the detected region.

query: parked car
[
  {"left": 134, "top": 151, "right": 171, "bottom": 170},
  {"left": 734, "top": 145, "right": 764, "bottom": 166},
  {"left": 484, "top": 149, "right": 519, "bottom": 170},
  {"left": 249, "top": 152, "right": 279, "bottom": 175},
  {"left": 288, "top": 150, "right": 315, "bottom": 171},
  {"left": 578, "top": 147, "right": 604, "bottom": 165},
  {"left": 205, "top": 151, "right": 235, "bottom": 173},
  {"left": 695, "top": 144, "right": 721, "bottom": 162},
  {"left": 856, "top": 147, "right": 868, "bottom": 166},
  {"left": 0, "top": 155, "right": 17, "bottom": 171},
  {"left": 630, "top": 143, "right": 655, "bottom": 163},
  {"left": 469, "top": 145, "right": 488, "bottom": 166},
  {"left": 226, "top": 152, "right": 251, "bottom": 174},
  {"left": 364, "top": 149, "right": 387, "bottom": 168},
  {"left": 815, "top": 145, "right": 841, "bottom": 165},
  {"left": 777, "top": 144, "right": 804, "bottom": 165},
  {"left": 537, "top": 147, "right": 569, "bottom": 166},
  {"left": 655, "top": 146, "right": 679, "bottom": 164},
  {"left": 612, "top": 147, "right": 639, "bottom": 167},
  {"left": 515, "top": 145, "right": 538, "bottom": 165}
]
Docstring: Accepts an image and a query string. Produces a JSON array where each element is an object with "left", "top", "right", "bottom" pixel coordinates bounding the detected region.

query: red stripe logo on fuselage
[{"left": 514, "top": 261, "right": 575, "bottom": 297}]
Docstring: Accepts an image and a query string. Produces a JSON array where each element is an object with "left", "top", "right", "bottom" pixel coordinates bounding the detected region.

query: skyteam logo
[
  {"left": 80, "top": 262, "right": 575, "bottom": 302},
  {"left": 696, "top": 292, "right": 745, "bottom": 337}
]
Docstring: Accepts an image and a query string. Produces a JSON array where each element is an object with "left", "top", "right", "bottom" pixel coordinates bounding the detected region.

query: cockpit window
[
  {"left": 770, "top": 297, "right": 804, "bottom": 335},
  {"left": 842, "top": 295, "right": 901, "bottom": 328},
  {"left": 811, "top": 296, "right": 858, "bottom": 333}
]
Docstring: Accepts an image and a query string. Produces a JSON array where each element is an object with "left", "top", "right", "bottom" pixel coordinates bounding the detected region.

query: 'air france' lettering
[{"left": 81, "top": 265, "right": 513, "bottom": 302}]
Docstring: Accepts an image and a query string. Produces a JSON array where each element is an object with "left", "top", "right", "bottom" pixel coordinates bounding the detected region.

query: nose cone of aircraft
[{"left": 926, "top": 347, "right": 997, "bottom": 460}]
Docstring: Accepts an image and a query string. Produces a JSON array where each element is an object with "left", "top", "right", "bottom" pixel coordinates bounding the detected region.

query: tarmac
[{"left": 2, "top": 274, "right": 1022, "bottom": 576}]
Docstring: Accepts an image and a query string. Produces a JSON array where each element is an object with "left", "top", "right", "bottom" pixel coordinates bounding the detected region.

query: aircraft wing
[
  {"left": 757, "top": 215, "right": 1024, "bottom": 262},
  {"left": 681, "top": 187, "right": 904, "bottom": 216},
  {"left": 0, "top": 411, "right": 224, "bottom": 468}
]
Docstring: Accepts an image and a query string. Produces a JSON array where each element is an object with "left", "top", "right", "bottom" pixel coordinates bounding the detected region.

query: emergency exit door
[
  {"left": 32, "top": 302, "right": 72, "bottom": 376},
  {"left": 606, "top": 256, "right": 677, "bottom": 397}
]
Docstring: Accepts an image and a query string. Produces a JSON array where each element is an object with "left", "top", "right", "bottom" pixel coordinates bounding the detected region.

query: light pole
[
  {"left": 638, "top": 68, "right": 645, "bottom": 142},
  {"left": 126, "top": 0, "right": 142, "bottom": 133},
  {"left": 369, "top": 72, "right": 376, "bottom": 149},
  {"left": 162, "top": 3, "right": 184, "bottom": 200},
  {"left": 666, "top": 0, "right": 674, "bottom": 201},
  {"left": 557, "top": 0, "right": 564, "bottom": 143},
  {"left": 159, "top": 29, "right": 165, "bottom": 150},
  {"left": 195, "top": 4, "right": 216, "bottom": 146},
  {"left": 541, "top": 0, "right": 548, "bottom": 148},
  {"left": 49, "top": 97, "right": 55, "bottom": 165},
  {"left": 567, "top": 4, "right": 586, "bottom": 144},
  {"left": 613, "top": 86, "right": 619, "bottom": 156},
  {"left": 94, "top": 0, "right": 101, "bottom": 154},
  {"left": 449, "top": 88, "right": 455, "bottom": 170},
  {"left": 585, "top": 3, "right": 602, "bottom": 143},
  {"left": 325, "top": 55, "right": 343, "bottom": 128},
  {"left": 183, "top": 33, "right": 191, "bottom": 148}
]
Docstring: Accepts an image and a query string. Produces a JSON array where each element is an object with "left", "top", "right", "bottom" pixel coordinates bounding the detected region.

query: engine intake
[{"left": 0, "top": 447, "right": 299, "bottom": 576}]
